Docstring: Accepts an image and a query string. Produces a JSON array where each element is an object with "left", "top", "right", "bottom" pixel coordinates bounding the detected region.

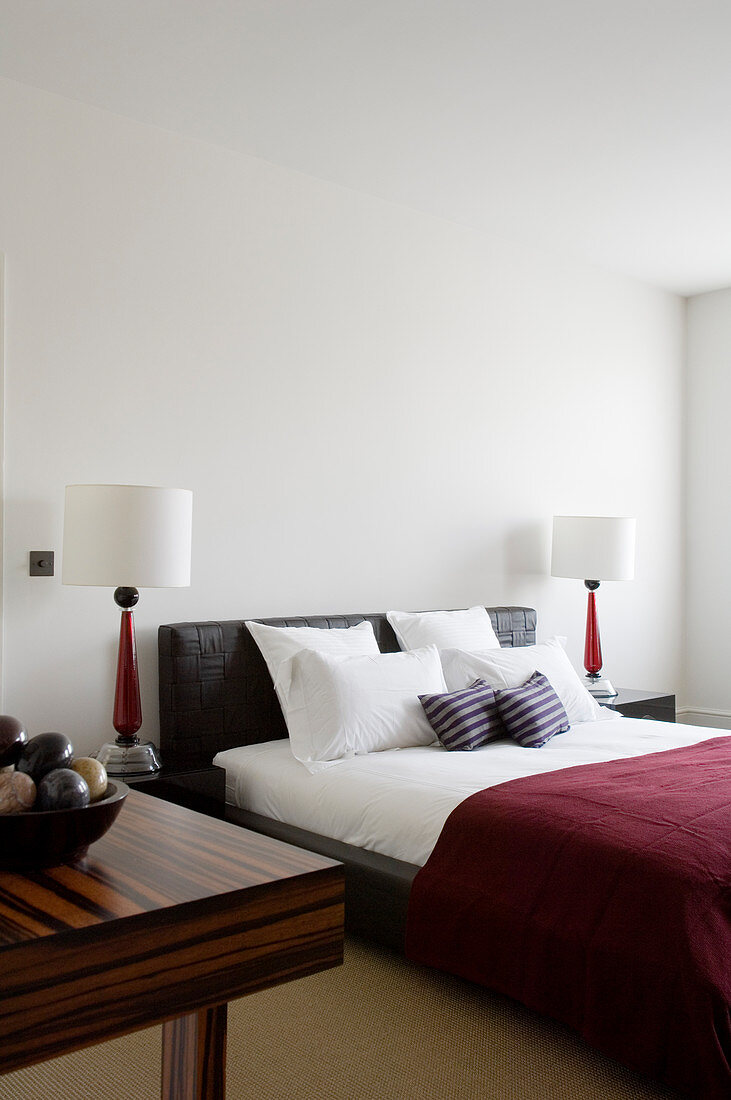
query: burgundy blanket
[{"left": 405, "top": 737, "right": 731, "bottom": 1097}]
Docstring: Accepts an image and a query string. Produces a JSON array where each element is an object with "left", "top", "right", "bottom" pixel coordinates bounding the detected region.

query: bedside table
[
  {"left": 126, "top": 764, "right": 226, "bottom": 818},
  {"left": 602, "top": 689, "right": 676, "bottom": 723}
]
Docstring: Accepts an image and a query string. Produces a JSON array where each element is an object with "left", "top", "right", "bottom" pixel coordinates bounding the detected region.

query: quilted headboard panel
[{"left": 158, "top": 606, "right": 537, "bottom": 771}]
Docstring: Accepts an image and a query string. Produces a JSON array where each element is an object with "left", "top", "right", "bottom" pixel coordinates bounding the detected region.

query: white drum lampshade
[
  {"left": 551, "top": 516, "right": 636, "bottom": 584},
  {"left": 63, "top": 484, "right": 192, "bottom": 589},
  {"left": 63, "top": 484, "right": 193, "bottom": 776}
]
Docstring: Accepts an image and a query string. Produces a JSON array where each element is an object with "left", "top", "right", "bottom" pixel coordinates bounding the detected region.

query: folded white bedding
[{"left": 213, "top": 717, "right": 723, "bottom": 867}]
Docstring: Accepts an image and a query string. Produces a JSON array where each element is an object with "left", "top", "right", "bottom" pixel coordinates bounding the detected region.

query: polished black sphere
[
  {"left": 114, "top": 586, "right": 139, "bottom": 609},
  {"left": 37, "top": 768, "right": 90, "bottom": 811},
  {"left": 17, "top": 732, "right": 73, "bottom": 784},
  {"left": 0, "top": 714, "right": 27, "bottom": 767}
]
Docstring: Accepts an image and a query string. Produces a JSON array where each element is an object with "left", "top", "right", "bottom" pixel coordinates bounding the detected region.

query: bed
[
  {"left": 159, "top": 609, "right": 536, "bottom": 947},
  {"left": 159, "top": 608, "right": 731, "bottom": 1098}
]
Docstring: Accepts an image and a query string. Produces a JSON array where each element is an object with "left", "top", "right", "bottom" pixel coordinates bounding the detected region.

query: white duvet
[{"left": 214, "top": 716, "right": 725, "bottom": 867}]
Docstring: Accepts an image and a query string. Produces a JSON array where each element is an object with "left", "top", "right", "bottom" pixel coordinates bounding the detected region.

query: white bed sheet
[{"left": 213, "top": 717, "right": 724, "bottom": 867}]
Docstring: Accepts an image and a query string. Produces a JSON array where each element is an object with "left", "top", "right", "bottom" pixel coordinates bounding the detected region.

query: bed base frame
[{"left": 159, "top": 607, "right": 537, "bottom": 948}]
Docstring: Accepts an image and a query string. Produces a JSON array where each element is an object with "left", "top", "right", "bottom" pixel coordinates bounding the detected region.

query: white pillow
[
  {"left": 440, "top": 637, "right": 604, "bottom": 725},
  {"left": 245, "top": 619, "right": 379, "bottom": 693},
  {"left": 386, "top": 606, "right": 500, "bottom": 652},
  {"left": 280, "top": 645, "right": 446, "bottom": 772}
]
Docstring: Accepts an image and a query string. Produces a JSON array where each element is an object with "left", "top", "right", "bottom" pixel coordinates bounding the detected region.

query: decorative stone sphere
[
  {"left": 17, "top": 732, "right": 73, "bottom": 784},
  {"left": 71, "top": 757, "right": 108, "bottom": 802},
  {"left": 0, "top": 715, "right": 27, "bottom": 768},
  {"left": 0, "top": 770, "right": 36, "bottom": 814},
  {"left": 37, "top": 768, "right": 90, "bottom": 812}
]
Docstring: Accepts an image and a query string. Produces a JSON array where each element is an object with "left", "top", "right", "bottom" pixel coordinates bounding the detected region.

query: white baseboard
[{"left": 676, "top": 706, "right": 731, "bottom": 730}]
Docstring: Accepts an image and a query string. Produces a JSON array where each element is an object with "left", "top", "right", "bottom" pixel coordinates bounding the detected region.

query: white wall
[
  {"left": 0, "top": 253, "right": 5, "bottom": 700},
  {"left": 0, "top": 77, "right": 685, "bottom": 756},
  {"left": 684, "top": 288, "right": 731, "bottom": 726}
]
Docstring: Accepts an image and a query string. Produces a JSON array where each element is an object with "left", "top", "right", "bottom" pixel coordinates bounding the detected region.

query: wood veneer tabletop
[
  {"left": 0, "top": 790, "right": 341, "bottom": 946},
  {"left": 0, "top": 788, "right": 344, "bottom": 1084}
]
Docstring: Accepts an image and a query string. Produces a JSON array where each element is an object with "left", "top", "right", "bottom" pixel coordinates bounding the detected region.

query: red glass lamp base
[
  {"left": 98, "top": 588, "right": 162, "bottom": 777},
  {"left": 113, "top": 590, "right": 142, "bottom": 739},
  {"left": 584, "top": 584, "right": 602, "bottom": 677},
  {"left": 583, "top": 581, "right": 617, "bottom": 698}
]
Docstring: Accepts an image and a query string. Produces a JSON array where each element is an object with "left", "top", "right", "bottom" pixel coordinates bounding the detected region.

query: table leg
[{"left": 161, "top": 1003, "right": 227, "bottom": 1100}]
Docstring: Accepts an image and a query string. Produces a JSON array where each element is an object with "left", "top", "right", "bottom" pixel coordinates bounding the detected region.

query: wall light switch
[{"left": 30, "top": 551, "right": 54, "bottom": 577}]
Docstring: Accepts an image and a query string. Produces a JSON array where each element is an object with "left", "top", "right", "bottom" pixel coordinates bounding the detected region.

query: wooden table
[{"left": 0, "top": 790, "right": 344, "bottom": 1098}]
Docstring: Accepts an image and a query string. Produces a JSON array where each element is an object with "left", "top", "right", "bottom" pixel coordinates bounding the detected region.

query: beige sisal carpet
[{"left": 3, "top": 937, "right": 677, "bottom": 1100}]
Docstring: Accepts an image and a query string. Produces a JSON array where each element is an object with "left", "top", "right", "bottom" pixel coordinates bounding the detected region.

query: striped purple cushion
[
  {"left": 419, "top": 679, "right": 504, "bottom": 751},
  {"left": 495, "top": 671, "right": 570, "bottom": 748}
]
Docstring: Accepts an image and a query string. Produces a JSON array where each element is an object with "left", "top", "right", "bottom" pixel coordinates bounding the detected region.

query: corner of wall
[
  {"left": 0, "top": 253, "right": 4, "bottom": 708},
  {"left": 679, "top": 293, "right": 689, "bottom": 709}
]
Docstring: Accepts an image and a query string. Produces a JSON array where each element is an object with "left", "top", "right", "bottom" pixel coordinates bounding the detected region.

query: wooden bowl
[{"left": 0, "top": 781, "right": 128, "bottom": 871}]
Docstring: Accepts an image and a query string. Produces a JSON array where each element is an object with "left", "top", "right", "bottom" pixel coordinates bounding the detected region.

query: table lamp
[
  {"left": 551, "top": 515, "right": 636, "bottom": 698},
  {"left": 63, "top": 484, "right": 193, "bottom": 776}
]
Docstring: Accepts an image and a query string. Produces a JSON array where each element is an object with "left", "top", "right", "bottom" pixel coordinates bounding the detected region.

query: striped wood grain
[
  {"left": 162, "top": 1004, "right": 228, "bottom": 1100},
  {"left": 0, "top": 791, "right": 344, "bottom": 1080}
]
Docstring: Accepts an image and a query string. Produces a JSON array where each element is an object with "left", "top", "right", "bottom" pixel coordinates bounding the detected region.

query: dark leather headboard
[{"left": 158, "top": 607, "right": 537, "bottom": 771}]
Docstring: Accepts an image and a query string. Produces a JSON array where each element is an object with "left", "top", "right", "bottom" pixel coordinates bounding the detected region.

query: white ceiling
[{"left": 2, "top": 1, "right": 730, "bottom": 295}]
